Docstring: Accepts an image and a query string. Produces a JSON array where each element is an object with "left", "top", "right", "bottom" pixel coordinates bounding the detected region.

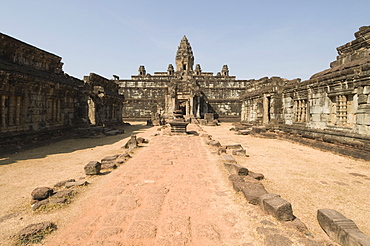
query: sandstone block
[
  {"left": 31, "top": 187, "right": 53, "bottom": 201},
  {"left": 222, "top": 154, "right": 237, "bottom": 163},
  {"left": 208, "top": 140, "right": 221, "bottom": 147},
  {"left": 238, "top": 130, "right": 251, "bottom": 135},
  {"left": 249, "top": 171, "right": 265, "bottom": 180},
  {"left": 225, "top": 144, "right": 243, "bottom": 149},
  {"left": 137, "top": 137, "right": 149, "bottom": 144},
  {"left": 53, "top": 189, "right": 74, "bottom": 198},
  {"left": 54, "top": 179, "right": 75, "bottom": 188},
  {"left": 240, "top": 183, "right": 268, "bottom": 205},
  {"left": 224, "top": 162, "right": 249, "bottom": 176},
  {"left": 18, "top": 221, "right": 57, "bottom": 242},
  {"left": 317, "top": 209, "right": 370, "bottom": 246},
  {"left": 358, "top": 94, "right": 368, "bottom": 104},
  {"left": 65, "top": 180, "right": 89, "bottom": 188},
  {"left": 50, "top": 198, "right": 67, "bottom": 204},
  {"left": 101, "top": 155, "right": 119, "bottom": 162},
  {"left": 218, "top": 147, "right": 227, "bottom": 155},
  {"left": 31, "top": 199, "right": 49, "bottom": 211},
  {"left": 101, "top": 162, "right": 118, "bottom": 169},
  {"left": 232, "top": 149, "right": 249, "bottom": 157},
  {"left": 263, "top": 196, "right": 295, "bottom": 221},
  {"left": 251, "top": 126, "right": 267, "bottom": 134},
  {"left": 259, "top": 193, "right": 280, "bottom": 211},
  {"left": 124, "top": 135, "right": 138, "bottom": 149},
  {"left": 84, "top": 161, "right": 101, "bottom": 175}
]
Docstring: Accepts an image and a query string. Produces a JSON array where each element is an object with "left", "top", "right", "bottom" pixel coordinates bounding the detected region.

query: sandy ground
[
  {"left": 0, "top": 122, "right": 368, "bottom": 245},
  {"left": 0, "top": 123, "right": 152, "bottom": 245},
  {"left": 204, "top": 123, "right": 370, "bottom": 238}
]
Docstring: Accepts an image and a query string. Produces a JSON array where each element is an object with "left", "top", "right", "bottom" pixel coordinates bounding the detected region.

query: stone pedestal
[{"left": 169, "top": 110, "right": 189, "bottom": 134}]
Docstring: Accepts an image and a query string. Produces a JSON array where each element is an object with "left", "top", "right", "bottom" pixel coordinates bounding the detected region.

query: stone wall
[
  {"left": 240, "top": 26, "right": 370, "bottom": 149},
  {"left": 83, "top": 73, "right": 124, "bottom": 126},
  {"left": 0, "top": 32, "right": 87, "bottom": 136}
]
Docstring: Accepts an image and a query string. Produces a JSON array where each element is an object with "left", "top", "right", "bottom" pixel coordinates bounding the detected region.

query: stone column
[
  {"left": 56, "top": 100, "right": 60, "bottom": 122},
  {"left": 15, "top": 96, "right": 21, "bottom": 126},
  {"left": 186, "top": 100, "right": 190, "bottom": 117},
  {"left": 196, "top": 96, "right": 201, "bottom": 118},
  {"left": 263, "top": 94, "right": 269, "bottom": 125},
  {"left": 1, "top": 95, "right": 6, "bottom": 129},
  {"left": 8, "top": 95, "right": 14, "bottom": 126}
]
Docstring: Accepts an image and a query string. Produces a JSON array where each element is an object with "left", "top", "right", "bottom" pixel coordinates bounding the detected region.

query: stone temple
[
  {"left": 118, "top": 36, "right": 249, "bottom": 123},
  {"left": 1, "top": 26, "right": 370, "bottom": 157}
]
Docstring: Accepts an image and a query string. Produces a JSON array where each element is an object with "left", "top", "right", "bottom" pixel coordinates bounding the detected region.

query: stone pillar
[
  {"left": 1, "top": 95, "right": 6, "bottom": 129},
  {"left": 186, "top": 100, "right": 190, "bottom": 117},
  {"left": 15, "top": 96, "right": 21, "bottom": 126},
  {"left": 263, "top": 94, "right": 269, "bottom": 125},
  {"left": 8, "top": 95, "right": 14, "bottom": 126},
  {"left": 56, "top": 100, "right": 60, "bottom": 122},
  {"left": 196, "top": 96, "right": 200, "bottom": 118}
]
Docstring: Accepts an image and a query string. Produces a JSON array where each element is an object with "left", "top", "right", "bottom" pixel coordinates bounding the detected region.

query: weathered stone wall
[
  {"left": 0, "top": 33, "right": 87, "bottom": 137},
  {"left": 0, "top": 33, "right": 63, "bottom": 74},
  {"left": 83, "top": 73, "right": 124, "bottom": 126},
  {"left": 118, "top": 78, "right": 167, "bottom": 120},
  {"left": 241, "top": 25, "right": 370, "bottom": 141}
]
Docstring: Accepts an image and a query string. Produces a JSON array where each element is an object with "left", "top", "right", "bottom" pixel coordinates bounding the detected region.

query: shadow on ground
[{"left": 0, "top": 123, "right": 152, "bottom": 166}]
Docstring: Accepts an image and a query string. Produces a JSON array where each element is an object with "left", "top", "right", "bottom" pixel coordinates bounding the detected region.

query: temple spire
[{"left": 176, "top": 35, "right": 194, "bottom": 73}]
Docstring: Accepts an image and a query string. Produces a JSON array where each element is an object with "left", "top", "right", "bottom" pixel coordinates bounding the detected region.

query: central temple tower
[{"left": 176, "top": 36, "right": 194, "bottom": 73}]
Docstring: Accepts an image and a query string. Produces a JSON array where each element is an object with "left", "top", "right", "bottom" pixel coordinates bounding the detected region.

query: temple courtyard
[{"left": 0, "top": 123, "right": 369, "bottom": 245}]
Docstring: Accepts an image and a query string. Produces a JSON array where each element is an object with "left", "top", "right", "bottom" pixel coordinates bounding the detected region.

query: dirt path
[
  {"left": 1, "top": 122, "right": 365, "bottom": 245},
  {"left": 203, "top": 123, "right": 370, "bottom": 239},
  {"left": 40, "top": 124, "right": 326, "bottom": 246}
]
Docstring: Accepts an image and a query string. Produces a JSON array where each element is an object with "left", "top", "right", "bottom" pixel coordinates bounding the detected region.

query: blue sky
[{"left": 1, "top": 1, "right": 369, "bottom": 80}]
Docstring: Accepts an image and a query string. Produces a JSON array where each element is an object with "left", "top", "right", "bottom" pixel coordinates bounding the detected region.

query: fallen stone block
[
  {"left": 120, "top": 151, "right": 132, "bottom": 158},
  {"left": 101, "top": 162, "right": 118, "bottom": 169},
  {"left": 101, "top": 155, "right": 119, "bottom": 162},
  {"left": 229, "top": 176, "right": 246, "bottom": 192},
  {"left": 222, "top": 154, "right": 237, "bottom": 164},
  {"left": 232, "top": 149, "right": 249, "bottom": 157},
  {"left": 218, "top": 147, "right": 227, "bottom": 155},
  {"left": 249, "top": 171, "right": 264, "bottom": 180},
  {"left": 50, "top": 198, "right": 67, "bottom": 204},
  {"left": 225, "top": 144, "right": 243, "bottom": 149},
  {"left": 65, "top": 180, "right": 89, "bottom": 188},
  {"left": 251, "top": 126, "right": 267, "bottom": 134},
  {"left": 84, "top": 161, "right": 101, "bottom": 175},
  {"left": 317, "top": 209, "right": 370, "bottom": 246},
  {"left": 208, "top": 140, "right": 221, "bottom": 147},
  {"left": 259, "top": 193, "right": 281, "bottom": 211},
  {"left": 137, "top": 137, "right": 149, "bottom": 144},
  {"left": 283, "top": 217, "right": 310, "bottom": 235},
  {"left": 31, "top": 199, "right": 49, "bottom": 211},
  {"left": 240, "top": 183, "right": 269, "bottom": 205},
  {"left": 53, "top": 189, "right": 74, "bottom": 198},
  {"left": 224, "top": 162, "right": 249, "bottom": 176},
  {"left": 262, "top": 196, "right": 295, "bottom": 221},
  {"left": 31, "top": 187, "right": 53, "bottom": 201},
  {"left": 18, "top": 222, "right": 57, "bottom": 244},
  {"left": 124, "top": 135, "right": 138, "bottom": 149},
  {"left": 238, "top": 130, "right": 251, "bottom": 135},
  {"left": 54, "top": 179, "right": 75, "bottom": 188}
]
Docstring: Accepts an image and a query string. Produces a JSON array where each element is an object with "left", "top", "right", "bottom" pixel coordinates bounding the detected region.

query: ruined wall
[
  {"left": 0, "top": 32, "right": 87, "bottom": 137},
  {"left": 241, "top": 77, "right": 292, "bottom": 124},
  {"left": 0, "top": 33, "right": 63, "bottom": 74},
  {"left": 83, "top": 73, "right": 124, "bottom": 126},
  {"left": 197, "top": 77, "right": 248, "bottom": 121},
  {"left": 118, "top": 78, "right": 167, "bottom": 120},
  {"left": 241, "top": 26, "right": 370, "bottom": 138}
]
